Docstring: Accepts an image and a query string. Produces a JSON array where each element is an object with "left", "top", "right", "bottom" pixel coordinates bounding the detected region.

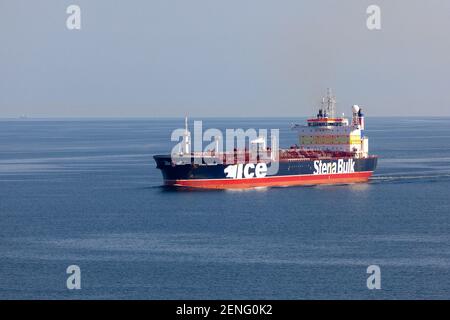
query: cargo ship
[{"left": 154, "top": 90, "right": 378, "bottom": 189}]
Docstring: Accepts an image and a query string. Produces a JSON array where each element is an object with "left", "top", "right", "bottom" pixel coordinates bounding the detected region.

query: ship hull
[{"left": 154, "top": 155, "right": 377, "bottom": 189}]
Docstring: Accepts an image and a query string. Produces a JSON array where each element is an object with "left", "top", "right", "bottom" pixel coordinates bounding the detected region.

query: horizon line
[{"left": 1, "top": 115, "right": 450, "bottom": 120}]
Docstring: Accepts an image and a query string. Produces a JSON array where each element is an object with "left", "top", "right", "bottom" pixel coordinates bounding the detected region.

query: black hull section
[{"left": 154, "top": 155, "right": 377, "bottom": 184}]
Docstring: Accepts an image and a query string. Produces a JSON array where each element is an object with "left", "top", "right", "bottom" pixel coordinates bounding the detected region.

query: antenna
[
  {"left": 323, "top": 88, "right": 336, "bottom": 118},
  {"left": 182, "top": 116, "right": 191, "bottom": 155}
]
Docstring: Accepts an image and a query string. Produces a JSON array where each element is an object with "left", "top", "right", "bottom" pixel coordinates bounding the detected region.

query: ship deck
[{"left": 161, "top": 148, "right": 377, "bottom": 165}]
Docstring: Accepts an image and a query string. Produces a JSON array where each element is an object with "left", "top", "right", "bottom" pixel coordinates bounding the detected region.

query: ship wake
[{"left": 371, "top": 172, "right": 450, "bottom": 184}]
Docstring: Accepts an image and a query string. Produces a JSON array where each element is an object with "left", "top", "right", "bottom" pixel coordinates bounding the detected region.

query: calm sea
[{"left": 1, "top": 117, "right": 450, "bottom": 299}]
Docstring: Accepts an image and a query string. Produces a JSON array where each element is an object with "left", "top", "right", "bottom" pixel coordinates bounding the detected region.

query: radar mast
[{"left": 321, "top": 88, "right": 336, "bottom": 118}]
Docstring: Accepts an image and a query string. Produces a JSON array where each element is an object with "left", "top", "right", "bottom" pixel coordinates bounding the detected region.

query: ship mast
[
  {"left": 182, "top": 116, "right": 191, "bottom": 155},
  {"left": 321, "top": 88, "right": 336, "bottom": 118}
]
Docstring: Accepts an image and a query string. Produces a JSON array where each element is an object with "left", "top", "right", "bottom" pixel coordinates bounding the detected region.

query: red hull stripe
[{"left": 165, "top": 171, "right": 374, "bottom": 189}]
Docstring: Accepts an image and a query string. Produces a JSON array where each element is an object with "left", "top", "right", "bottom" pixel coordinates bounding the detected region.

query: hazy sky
[{"left": 1, "top": 0, "right": 450, "bottom": 117}]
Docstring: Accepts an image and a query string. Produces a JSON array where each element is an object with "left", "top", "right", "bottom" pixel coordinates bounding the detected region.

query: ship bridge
[
  {"left": 306, "top": 117, "right": 349, "bottom": 127},
  {"left": 293, "top": 89, "right": 369, "bottom": 158}
]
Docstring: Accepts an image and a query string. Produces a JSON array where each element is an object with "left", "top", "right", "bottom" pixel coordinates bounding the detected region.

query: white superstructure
[{"left": 292, "top": 89, "right": 369, "bottom": 158}]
